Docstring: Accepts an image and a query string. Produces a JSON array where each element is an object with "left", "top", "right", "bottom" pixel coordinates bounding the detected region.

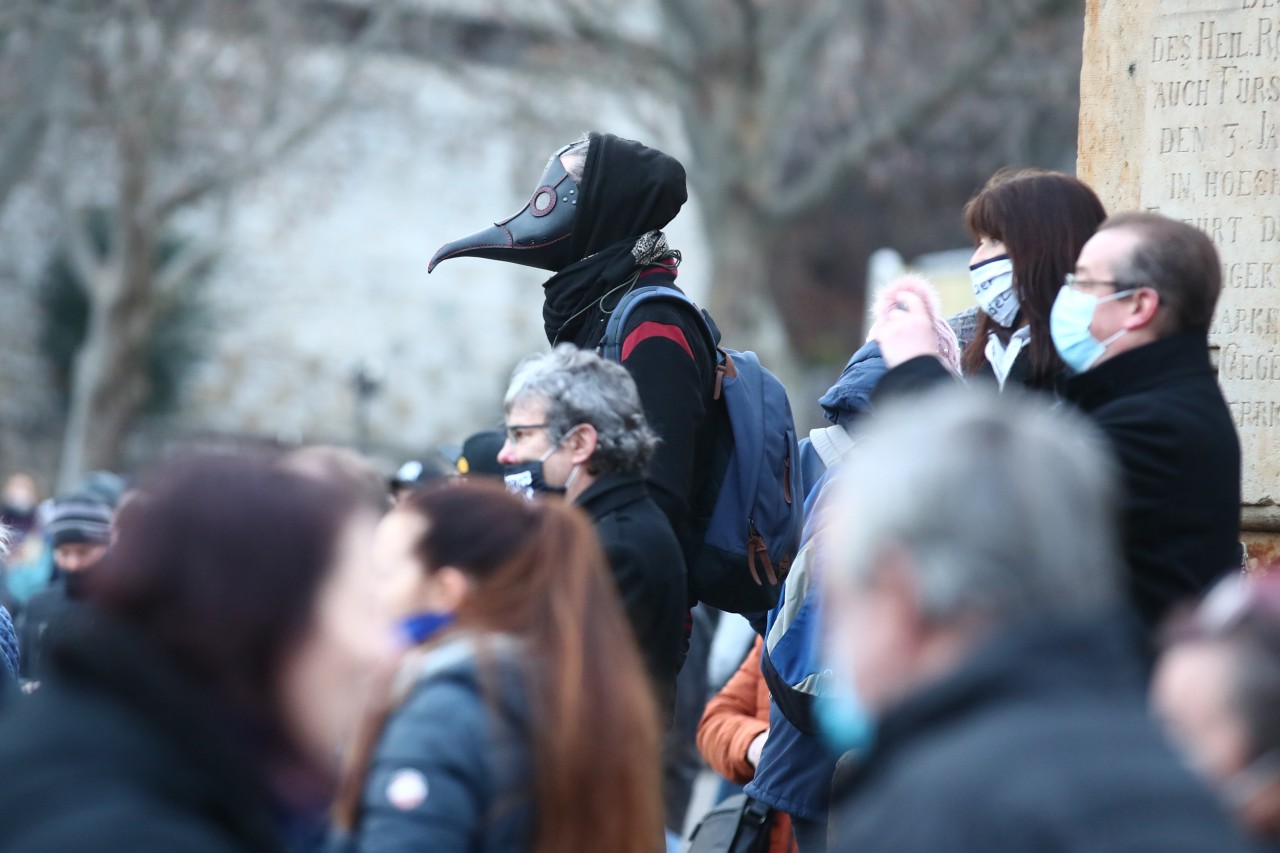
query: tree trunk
[
  {"left": 57, "top": 134, "right": 157, "bottom": 490},
  {"left": 699, "top": 191, "right": 805, "bottom": 402},
  {"left": 56, "top": 268, "right": 152, "bottom": 491}
]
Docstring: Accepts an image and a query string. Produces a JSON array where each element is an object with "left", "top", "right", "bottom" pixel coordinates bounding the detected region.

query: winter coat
[
  {"left": 0, "top": 617, "right": 290, "bottom": 852},
  {"left": 563, "top": 266, "right": 720, "bottom": 560},
  {"left": 872, "top": 331, "right": 1242, "bottom": 631},
  {"left": 831, "top": 612, "right": 1252, "bottom": 853},
  {"left": 15, "top": 574, "right": 91, "bottom": 680},
  {"left": 697, "top": 638, "right": 797, "bottom": 853},
  {"left": 1062, "top": 331, "right": 1241, "bottom": 629},
  {"left": 337, "top": 634, "right": 533, "bottom": 853},
  {"left": 576, "top": 473, "right": 686, "bottom": 709},
  {"left": 0, "top": 604, "right": 18, "bottom": 681}
]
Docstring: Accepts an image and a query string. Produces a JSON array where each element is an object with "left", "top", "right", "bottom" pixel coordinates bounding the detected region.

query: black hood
[
  {"left": 428, "top": 132, "right": 687, "bottom": 274},
  {"left": 566, "top": 132, "right": 687, "bottom": 264}
]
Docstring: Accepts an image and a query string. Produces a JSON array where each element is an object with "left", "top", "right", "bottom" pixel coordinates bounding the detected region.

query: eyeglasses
[
  {"left": 1063, "top": 273, "right": 1140, "bottom": 293},
  {"left": 503, "top": 423, "right": 550, "bottom": 443}
]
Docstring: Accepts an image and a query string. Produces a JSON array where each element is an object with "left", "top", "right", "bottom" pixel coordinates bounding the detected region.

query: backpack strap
[{"left": 599, "top": 285, "right": 720, "bottom": 366}]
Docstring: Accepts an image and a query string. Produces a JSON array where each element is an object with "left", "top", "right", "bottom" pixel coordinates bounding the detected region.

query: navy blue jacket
[
  {"left": 749, "top": 343, "right": 887, "bottom": 823},
  {"left": 340, "top": 635, "right": 533, "bottom": 853}
]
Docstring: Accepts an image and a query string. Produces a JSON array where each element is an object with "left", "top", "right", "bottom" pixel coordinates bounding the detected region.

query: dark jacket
[
  {"left": 577, "top": 473, "right": 686, "bottom": 706},
  {"left": 15, "top": 573, "right": 91, "bottom": 680},
  {"left": 0, "top": 618, "right": 288, "bottom": 852},
  {"left": 563, "top": 267, "right": 719, "bottom": 555},
  {"left": 832, "top": 613, "right": 1252, "bottom": 853},
  {"left": 340, "top": 634, "right": 533, "bottom": 853},
  {"left": 873, "top": 331, "right": 1242, "bottom": 630},
  {"left": 1062, "top": 332, "right": 1241, "bottom": 628}
]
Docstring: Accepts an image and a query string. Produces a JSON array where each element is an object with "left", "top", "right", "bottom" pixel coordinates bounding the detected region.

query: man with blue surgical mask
[
  {"left": 1050, "top": 212, "right": 1240, "bottom": 632},
  {"left": 870, "top": 212, "right": 1241, "bottom": 635},
  {"left": 819, "top": 389, "right": 1250, "bottom": 853}
]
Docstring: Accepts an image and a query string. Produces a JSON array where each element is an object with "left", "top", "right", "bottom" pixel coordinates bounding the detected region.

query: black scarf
[{"left": 542, "top": 132, "right": 687, "bottom": 344}]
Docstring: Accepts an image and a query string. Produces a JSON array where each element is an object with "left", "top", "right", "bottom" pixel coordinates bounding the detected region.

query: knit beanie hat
[{"left": 46, "top": 494, "right": 113, "bottom": 548}]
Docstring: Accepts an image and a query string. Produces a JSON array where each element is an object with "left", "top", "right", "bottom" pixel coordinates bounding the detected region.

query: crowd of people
[{"left": 0, "top": 132, "right": 1271, "bottom": 853}]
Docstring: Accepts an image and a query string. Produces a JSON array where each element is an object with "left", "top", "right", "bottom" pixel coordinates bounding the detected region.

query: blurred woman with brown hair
[
  {"left": 0, "top": 454, "right": 395, "bottom": 851},
  {"left": 332, "top": 480, "right": 663, "bottom": 853},
  {"left": 960, "top": 168, "right": 1107, "bottom": 390}
]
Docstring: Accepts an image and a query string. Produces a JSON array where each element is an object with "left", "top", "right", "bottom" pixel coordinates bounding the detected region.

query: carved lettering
[
  {"left": 1184, "top": 215, "right": 1243, "bottom": 243},
  {"left": 1200, "top": 19, "right": 1248, "bottom": 59},
  {"left": 1203, "top": 168, "right": 1280, "bottom": 197},
  {"left": 1264, "top": 215, "right": 1280, "bottom": 242},
  {"left": 1222, "top": 344, "right": 1280, "bottom": 380},
  {"left": 1217, "top": 65, "right": 1280, "bottom": 104},
  {"left": 1258, "top": 16, "right": 1280, "bottom": 58},
  {"left": 1223, "top": 261, "right": 1279, "bottom": 287},
  {"left": 1154, "top": 78, "right": 1213, "bottom": 108},
  {"left": 1161, "top": 126, "right": 1210, "bottom": 153},
  {"left": 1230, "top": 401, "right": 1280, "bottom": 430},
  {"left": 1216, "top": 306, "right": 1280, "bottom": 337},
  {"left": 1153, "top": 33, "right": 1194, "bottom": 62}
]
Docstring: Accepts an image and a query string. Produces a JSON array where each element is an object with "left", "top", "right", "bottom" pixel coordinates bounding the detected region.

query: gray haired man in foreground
[{"left": 819, "top": 389, "right": 1249, "bottom": 853}]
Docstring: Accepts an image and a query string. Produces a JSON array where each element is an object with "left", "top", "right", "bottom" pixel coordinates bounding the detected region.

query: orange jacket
[{"left": 696, "top": 637, "right": 797, "bottom": 853}]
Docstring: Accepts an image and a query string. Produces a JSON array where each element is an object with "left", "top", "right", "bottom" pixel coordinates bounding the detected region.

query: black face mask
[
  {"left": 429, "top": 143, "right": 581, "bottom": 273},
  {"left": 502, "top": 459, "right": 565, "bottom": 500}
]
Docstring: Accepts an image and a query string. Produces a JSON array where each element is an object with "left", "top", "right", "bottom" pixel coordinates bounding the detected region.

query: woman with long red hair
[{"left": 331, "top": 479, "right": 663, "bottom": 853}]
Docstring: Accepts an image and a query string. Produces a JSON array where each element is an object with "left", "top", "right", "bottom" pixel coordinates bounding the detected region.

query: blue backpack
[{"left": 600, "top": 285, "right": 804, "bottom": 614}]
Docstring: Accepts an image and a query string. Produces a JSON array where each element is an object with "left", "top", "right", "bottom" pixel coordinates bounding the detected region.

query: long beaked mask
[{"left": 428, "top": 143, "right": 580, "bottom": 273}]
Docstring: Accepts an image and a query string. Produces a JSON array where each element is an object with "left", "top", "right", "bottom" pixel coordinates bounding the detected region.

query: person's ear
[
  {"left": 566, "top": 424, "right": 597, "bottom": 466},
  {"left": 430, "top": 566, "right": 472, "bottom": 613},
  {"left": 1126, "top": 287, "right": 1162, "bottom": 331}
]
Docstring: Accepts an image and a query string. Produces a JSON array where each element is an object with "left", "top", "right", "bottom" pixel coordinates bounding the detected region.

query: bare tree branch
[
  {"left": 760, "top": 0, "right": 1075, "bottom": 219},
  {"left": 155, "top": 0, "right": 402, "bottom": 217},
  {"left": 0, "top": 2, "right": 73, "bottom": 215},
  {"left": 553, "top": 0, "right": 694, "bottom": 84}
]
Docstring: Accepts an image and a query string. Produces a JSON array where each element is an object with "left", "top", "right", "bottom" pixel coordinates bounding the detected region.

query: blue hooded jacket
[{"left": 747, "top": 342, "right": 887, "bottom": 823}]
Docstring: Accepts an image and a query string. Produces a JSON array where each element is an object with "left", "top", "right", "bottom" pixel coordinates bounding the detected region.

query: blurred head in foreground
[
  {"left": 97, "top": 454, "right": 393, "bottom": 776},
  {"left": 819, "top": 388, "right": 1121, "bottom": 721},
  {"left": 1154, "top": 576, "right": 1280, "bottom": 841}
]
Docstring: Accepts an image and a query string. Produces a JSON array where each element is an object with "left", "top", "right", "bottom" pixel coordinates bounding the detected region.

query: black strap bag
[{"left": 686, "top": 794, "right": 773, "bottom": 853}]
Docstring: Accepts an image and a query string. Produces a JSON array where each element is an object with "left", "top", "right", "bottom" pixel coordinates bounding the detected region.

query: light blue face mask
[
  {"left": 1049, "top": 284, "right": 1134, "bottom": 373},
  {"left": 816, "top": 634, "right": 877, "bottom": 754}
]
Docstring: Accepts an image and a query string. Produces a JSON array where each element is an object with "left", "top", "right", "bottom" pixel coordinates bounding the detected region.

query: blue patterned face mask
[
  {"left": 969, "top": 255, "right": 1020, "bottom": 328},
  {"left": 1050, "top": 285, "right": 1133, "bottom": 372}
]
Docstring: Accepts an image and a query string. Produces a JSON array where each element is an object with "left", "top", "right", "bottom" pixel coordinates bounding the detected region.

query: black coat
[
  {"left": 831, "top": 613, "right": 1251, "bottom": 853},
  {"left": 577, "top": 473, "right": 687, "bottom": 706},
  {"left": 873, "top": 332, "right": 1243, "bottom": 631},
  {"left": 0, "top": 618, "right": 288, "bottom": 852},
  {"left": 15, "top": 574, "right": 91, "bottom": 680},
  {"left": 1062, "top": 332, "right": 1241, "bottom": 628},
  {"left": 562, "top": 269, "right": 720, "bottom": 557}
]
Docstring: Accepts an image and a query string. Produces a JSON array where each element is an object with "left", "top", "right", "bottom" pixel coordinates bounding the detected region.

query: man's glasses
[
  {"left": 503, "top": 423, "right": 550, "bottom": 443},
  {"left": 1063, "top": 273, "right": 1140, "bottom": 292}
]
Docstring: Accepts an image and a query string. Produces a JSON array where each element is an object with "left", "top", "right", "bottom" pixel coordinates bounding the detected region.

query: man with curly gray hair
[{"left": 499, "top": 344, "right": 686, "bottom": 707}]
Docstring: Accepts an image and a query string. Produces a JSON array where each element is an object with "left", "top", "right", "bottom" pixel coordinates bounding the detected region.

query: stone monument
[{"left": 1079, "top": 0, "right": 1280, "bottom": 570}]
